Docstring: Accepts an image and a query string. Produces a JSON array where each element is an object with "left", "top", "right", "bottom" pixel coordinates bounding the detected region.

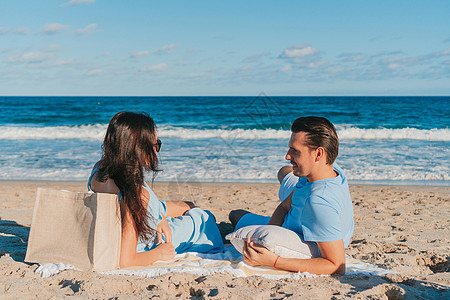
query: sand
[{"left": 0, "top": 180, "right": 448, "bottom": 299}]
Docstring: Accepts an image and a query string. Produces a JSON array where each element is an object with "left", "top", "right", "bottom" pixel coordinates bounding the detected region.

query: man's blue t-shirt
[{"left": 282, "top": 164, "right": 354, "bottom": 247}]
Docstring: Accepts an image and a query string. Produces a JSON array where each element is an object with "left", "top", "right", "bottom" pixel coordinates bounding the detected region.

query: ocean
[{"left": 0, "top": 95, "right": 448, "bottom": 186}]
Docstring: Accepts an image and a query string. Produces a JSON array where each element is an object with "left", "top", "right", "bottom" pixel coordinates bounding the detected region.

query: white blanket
[{"left": 36, "top": 245, "right": 394, "bottom": 279}]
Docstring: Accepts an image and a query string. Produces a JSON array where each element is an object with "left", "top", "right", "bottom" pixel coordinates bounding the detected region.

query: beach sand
[{"left": 0, "top": 180, "right": 448, "bottom": 299}]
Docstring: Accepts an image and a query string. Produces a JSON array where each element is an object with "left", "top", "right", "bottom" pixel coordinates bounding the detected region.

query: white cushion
[{"left": 226, "top": 225, "right": 320, "bottom": 259}]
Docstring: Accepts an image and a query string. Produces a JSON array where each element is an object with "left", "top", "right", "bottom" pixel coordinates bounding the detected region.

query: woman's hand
[
  {"left": 243, "top": 237, "right": 278, "bottom": 267},
  {"left": 156, "top": 213, "right": 172, "bottom": 243},
  {"left": 154, "top": 242, "right": 176, "bottom": 261}
]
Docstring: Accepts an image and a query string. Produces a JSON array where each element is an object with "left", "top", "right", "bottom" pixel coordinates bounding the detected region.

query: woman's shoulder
[
  {"left": 142, "top": 182, "right": 158, "bottom": 200},
  {"left": 88, "top": 162, "right": 121, "bottom": 194},
  {"left": 141, "top": 182, "right": 161, "bottom": 207}
]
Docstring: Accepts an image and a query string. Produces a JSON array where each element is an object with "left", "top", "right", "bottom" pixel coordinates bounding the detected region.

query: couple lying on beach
[{"left": 88, "top": 111, "right": 354, "bottom": 275}]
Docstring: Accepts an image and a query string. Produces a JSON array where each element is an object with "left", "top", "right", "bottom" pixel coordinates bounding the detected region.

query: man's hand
[
  {"left": 243, "top": 237, "right": 278, "bottom": 267},
  {"left": 156, "top": 213, "right": 172, "bottom": 243},
  {"left": 243, "top": 237, "right": 346, "bottom": 274}
]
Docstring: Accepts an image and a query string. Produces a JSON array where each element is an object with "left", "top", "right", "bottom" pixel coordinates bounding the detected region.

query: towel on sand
[{"left": 36, "top": 245, "right": 394, "bottom": 279}]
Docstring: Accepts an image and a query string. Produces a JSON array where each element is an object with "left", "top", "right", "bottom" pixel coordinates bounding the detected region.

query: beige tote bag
[{"left": 25, "top": 188, "right": 121, "bottom": 271}]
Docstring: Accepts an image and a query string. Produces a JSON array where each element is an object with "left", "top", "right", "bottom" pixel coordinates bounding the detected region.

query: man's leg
[
  {"left": 229, "top": 166, "right": 294, "bottom": 229},
  {"left": 277, "top": 165, "right": 293, "bottom": 183},
  {"left": 229, "top": 209, "right": 250, "bottom": 228},
  {"left": 278, "top": 165, "right": 299, "bottom": 202}
]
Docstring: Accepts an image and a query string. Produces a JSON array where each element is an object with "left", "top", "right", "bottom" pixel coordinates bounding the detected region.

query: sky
[{"left": 0, "top": 0, "right": 449, "bottom": 96}]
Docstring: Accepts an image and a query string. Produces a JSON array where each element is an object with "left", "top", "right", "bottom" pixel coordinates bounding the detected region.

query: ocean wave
[
  {"left": 158, "top": 126, "right": 290, "bottom": 139},
  {"left": 336, "top": 126, "right": 450, "bottom": 141},
  {"left": 0, "top": 125, "right": 290, "bottom": 140},
  {"left": 0, "top": 124, "right": 107, "bottom": 141},
  {"left": 0, "top": 125, "right": 449, "bottom": 141},
  {"left": 1, "top": 164, "right": 448, "bottom": 182}
]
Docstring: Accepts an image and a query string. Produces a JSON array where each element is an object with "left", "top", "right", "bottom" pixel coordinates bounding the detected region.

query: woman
[{"left": 88, "top": 111, "right": 223, "bottom": 267}]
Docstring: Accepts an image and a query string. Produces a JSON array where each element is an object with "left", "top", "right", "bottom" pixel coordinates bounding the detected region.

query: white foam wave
[
  {"left": 0, "top": 125, "right": 449, "bottom": 141},
  {"left": 337, "top": 126, "right": 450, "bottom": 141},
  {"left": 0, "top": 124, "right": 107, "bottom": 140},
  {"left": 0, "top": 125, "right": 290, "bottom": 140},
  {"left": 158, "top": 126, "right": 290, "bottom": 140}
]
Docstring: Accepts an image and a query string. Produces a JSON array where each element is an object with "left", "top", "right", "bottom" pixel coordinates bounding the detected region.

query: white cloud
[
  {"left": 280, "top": 44, "right": 318, "bottom": 59},
  {"left": 153, "top": 44, "right": 179, "bottom": 55},
  {"left": 235, "top": 65, "right": 254, "bottom": 74},
  {"left": 241, "top": 52, "right": 271, "bottom": 63},
  {"left": 433, "top": 48, "right": 450, "bottom": 57},
  {"left": 130, "top": 50, "right": 150, "bottom": 60},
  {"left": 8, "top": 51, "right": 56, "bottom": 63},
  {"left": 338, "top": 53, "right": 364, "bottom": 62},
  {"left": 183, "top": 72, "right": 206, "bottom": 79},
  {"left": 387, "top": 63, "right": 402, "bottom": 70},
  {"left": 0, "top": 27, "right": 9, "bottom": 35},
  {"left": 96, "top": 52, "right": 110, "bottom": 58},
  {"left": 369, "top": 51, "right": 404, "bottom": 59},
  {"left": 176, "top": 62, "right": 192, "bottom": 66},
  {"left": 306, "top": 60, "right": 328, "bottom": 69},
  {"left": 140, "top": 63, "right": 168, "bottom": 72},
  {"left": 325, "top": 65, "right": 344, "bottom": 74},
  {"left": 76, "top": 24, "right": 97, "bottom": 35},
  {"left": 378, "top": 56, "right": 416, "bottom": 70},
  {"left": 279, "top": 65, "right": 292, "bottom": 72},
  {"left": 278, "top": 44, "right": 327, "bottom": 72},
  {"left": 1, "top": 48, "right": 15, "bottom": 54},
  {"left": 62, "top": 0, "right": 95, "bottom": 7},
  {"left": 52, "top": 59, "right": 75, "bottom": 66},
  {"left": 87, "top": 69, "right": 105, "bottom": 76},
  {"left": 40, "top": 23, "right": 69, "bottom": 34},
  {"left": 0, "top": 27, "right": 31, "bottom": 35},
  {"left": 42, "top": 44, "right": 63, "bottom": 52},
  {"left": 27, "top": 58, "right": 77, "bottom": 69},
  {"left": 13, "top": 27, "right": 30, "bottom": 35}
]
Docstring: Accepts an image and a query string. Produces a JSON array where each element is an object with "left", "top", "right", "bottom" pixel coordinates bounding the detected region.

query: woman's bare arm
[{"left": 119, "top": 201, "right": 175, "bottom": 268}]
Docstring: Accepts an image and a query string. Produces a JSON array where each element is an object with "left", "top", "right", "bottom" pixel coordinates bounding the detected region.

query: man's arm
[
  {"left": 272, "top": 240, "right": 345, "bottom": 274},
  {"left": 268, "top": 190, "right": 293, "bottom": 226},
  {"left": 243, "top": 238, "right": 346, "bottom": 275}
]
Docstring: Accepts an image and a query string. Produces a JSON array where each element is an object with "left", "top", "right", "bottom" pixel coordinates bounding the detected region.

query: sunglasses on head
[{"left": 154, "top": 139, "right": 162, "bottom": 152}]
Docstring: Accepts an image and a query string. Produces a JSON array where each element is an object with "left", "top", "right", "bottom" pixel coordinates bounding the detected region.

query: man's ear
[{"left": 315, "top": 147, "right": 326, "bottom": 162}]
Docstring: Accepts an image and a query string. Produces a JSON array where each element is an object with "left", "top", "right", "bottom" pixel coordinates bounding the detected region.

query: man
[{"left": 229, "top": 116, "right": 354, "bottom": 275}]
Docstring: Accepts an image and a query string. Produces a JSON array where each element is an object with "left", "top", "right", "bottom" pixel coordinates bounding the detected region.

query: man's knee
[
  {"left": 229, "top": 209, "right": 250, "bottom": 228},
  {"left": 277, "top": 165, "right": 293, "bottom": 183}
]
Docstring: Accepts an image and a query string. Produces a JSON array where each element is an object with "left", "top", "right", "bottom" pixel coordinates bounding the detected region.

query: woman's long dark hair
[{"left": 98, "top": 111, "right": 160, "bottom": 243}]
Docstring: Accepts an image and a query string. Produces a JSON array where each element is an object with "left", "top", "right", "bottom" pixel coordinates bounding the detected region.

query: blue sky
[{"left": 0, "top": 0, "right": 449, "bottom": 96}]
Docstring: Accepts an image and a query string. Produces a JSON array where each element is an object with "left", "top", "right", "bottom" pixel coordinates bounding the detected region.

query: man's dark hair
[{"left": 291, "top": 116, "right": 339, "bottom": 165}]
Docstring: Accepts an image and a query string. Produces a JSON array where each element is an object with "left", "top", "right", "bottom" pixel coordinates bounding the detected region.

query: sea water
[{"left": 0, "top": 95, "right": 448, "bottom": 186}]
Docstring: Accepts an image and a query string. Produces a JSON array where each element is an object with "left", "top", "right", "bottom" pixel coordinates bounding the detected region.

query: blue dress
[{"left": 88, "top": 168, "right": 224, "bottom": 254}]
